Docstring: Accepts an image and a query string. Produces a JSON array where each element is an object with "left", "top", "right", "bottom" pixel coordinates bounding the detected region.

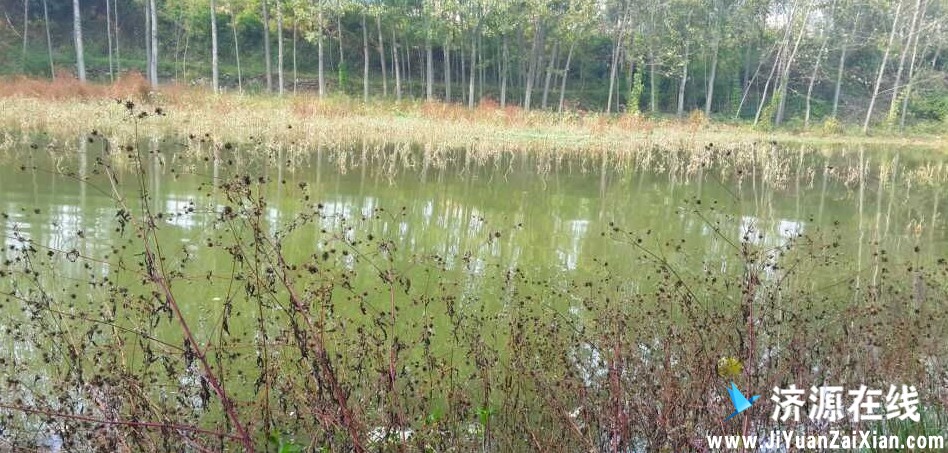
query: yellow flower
[{"left": 717, "top": 356, "right": 743, "bottom": 379}]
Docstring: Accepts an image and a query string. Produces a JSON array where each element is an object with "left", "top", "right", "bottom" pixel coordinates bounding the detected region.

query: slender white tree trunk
[
  {"left": 900, "top": 0, "right": 928, "bottom": 130},
  {"left": 650, "top": 48, "right": 658, "bottom": 113},
  {"left": 705, "top": 39, "right": 719, "bottom": 116},
  {"left": 393, "top": 28, "right": 402, "bottom": 101},
  {"left": 210, "top": 0, "right": 219, "bottom": 93},
  {"left": 864, "top": 0, "right": 904, "bottom": 133},
  {"left": 542, "top": 41, "right": 559, "bottom": 110},
  {"left": 105, "top": 0, "right": 114, "bottom": 81},
  {"left": 292, "top": 19, "right": 298, "bottom": 93},
  {"left": 500, "top": 37, "right": 508, "bottom": 107},
  {"left": 605, "top": 25, "right": 621, "bottom": 113},
  {"left": 677, "top": 42, "right": 689, "bottom": 118},
  {"left": 318, "top": 8, "right": 325, "bottom": 97},
  {"left": 833, "top": 10, "right": 860, "bottom": 117},
  {"left": 468, "top": 31, "right": 476, "bottom": 108},
  {"left": 362, "top": 13, "right": 369, "bottom": 102},
  {"left": 558, "top": 41, "right": 574, "bottom": 113},
  {"left": 276, "top": 0, "right": 284, "bottom": 95},
  {"left": 805, "top": 36, "right": 829, "bottom": 128},
  {"left": 524, "top": 22, "right": 543, "bottom": 110},
  {"left": 22, "top": 0, "right": 29, "bottom": 69},
  {"left": 230, "top": 0, "right": 241, "bottom": 92},
  {"left": 43, "top": 0, "right": 54, "bottom": 79},
  {"left": 888, "top": 0, "right": 923, "bottom": 121},
  {"left": 114, "top": 0, "right": 121, "bottom": 73},
  {"left": 262, "top": 0, "right": 272, "bottom": 92},
  {"left": 377, "top": 15, "right": 387, "bottom": 97},
  {"left": 444, "top": 36, "right": 451, "bottom": 102},
  {"left": 149, "top": 0, "right": 158, "bottom": 86},
  {"left": 425, "top": 21, "right": 433, "bottom": 101},
  {"left": 73, "top": 0, "right": 86, "bottom": 81}
]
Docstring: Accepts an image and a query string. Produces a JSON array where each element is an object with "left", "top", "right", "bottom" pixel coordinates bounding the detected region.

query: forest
[{"left": 2, "top": 0, "right": 947, "bottom": 131}]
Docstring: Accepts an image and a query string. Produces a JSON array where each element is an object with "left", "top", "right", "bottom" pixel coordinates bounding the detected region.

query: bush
[{"left": 821, "top": 117, "right": 843, "bottom": 135}]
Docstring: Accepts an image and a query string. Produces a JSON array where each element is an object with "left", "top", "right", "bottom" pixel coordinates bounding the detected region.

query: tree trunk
[
  {"left": 22, "top": 0, "right": 28, "bottom": 70},
  {"left": 73, "top": 0, "right": 86, "bottom": 81},
  {"left": 262, "top": 0, "right": 272, "bottom": 92},
  {"left": 864, "top": 0, "right": 904, "bottom": 133},
  {"left": 362, "top": 13, "right": 369, "bottom": 102},
  {"left": 113, "top": 0, "right": 121, "bottom": 73},
  {"left": 317, "top": 9, "right": 325, "bottom": 97},
  {"left": 677, "top": 42, "right": 689, "bottom": 118},
  {"left": 832, "top": 10, "right": 859, "bottom": 118},
  {"left": 425, "top": 20, "right": 433, "bottom": 101},
  {"left": 444, "top": 36, "right": 451, "bottom": 102},
  {"left": 478, "top": 34, "right": 484, "bottom": 101},
  {"left": 377, "top": 15, "right": 387, "bottom": 97},
  {"left": 276, "top": 0, "right": 284, "bottom": 95},
  {"left": 43, "top": 0, "right": 54, "bottom": 79},
  {"left": 542, "top": 41, "right": 559, "bottom": 110},
  {"left": 230, "top": 0, "right": 241, "bottom": 91},
  {"left": 468, "top": 31, "right": 477, "bottom": 108},
  {"left": 149, "top": 0, "right": 158, "bottom": 86},
  {"left": 805, "top": 36, "right": 829, "bottom": 128},
  {"left": 210, "top": 0, "right": 219, "bottom": 93},
  {"left": 337, "top": 13, "right": 344, "bottom": 91},
  {"left": 753, "top": 50, "right": 780, "bottom": 125},
  {"left": 900, "top": 0, "right": 928, "bottom": 130},
  {"left": 705, "top": 39, "right": 719, "bottom": 116},
  {"left": 888, "top": 0, "right": 923, "bottom": 122},
  {"left": 500, "top": 37, "right": 508, "bottom": 107},
  {"left": 105, "top": 0, "right": 114, "bottom": 81},
  {"left": 775, "top": 7, "right": 810, "bottom": 126},
  {"left": 606, "top": 27, "right": 621, "bottom": 113},
  {"left": 649, "top": 48, "right": 657, "bottom": 113},
  {"left": 524, "top": 22, "right": 543, "bottom": 110},
  {"left": 144, "top": 2, "right": 151, "bottom": 80},
  {"left": 558, "top": 41, "right": 574, "bottom": 113},
  {"left": 393, "top": 28, "right": 402, "bottom": 101},
  {"left": 292, "top": 18, "right": 298, "bottom": 93},
  {"left": 460, "top": 45, "right": 466, "bottom": 104}
]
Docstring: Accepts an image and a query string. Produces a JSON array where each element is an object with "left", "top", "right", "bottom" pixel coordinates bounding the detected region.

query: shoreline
[{"left": 0, "top": 81, "right": 944, "bottom": 155}]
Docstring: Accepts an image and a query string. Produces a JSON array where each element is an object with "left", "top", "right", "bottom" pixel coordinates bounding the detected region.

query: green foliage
[
  {"left": 756, "top": 94, "right": 780, "bottom": 131},
  {"left": 628, "top": 65, "right": 645, "bottom": 114},
  {"left": 909, "top": 93, "right": 948, "bottom": 123},
  {"left": 337, "top": 59, "right": 350, "bottom": 92},
  {"left": 268, "top": 431, "right": 305, "bottom": 453}
]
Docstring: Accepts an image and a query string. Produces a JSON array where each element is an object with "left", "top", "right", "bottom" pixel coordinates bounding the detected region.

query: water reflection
[{"left": 2, "top": 144, "right": 946, "bottom": 291}]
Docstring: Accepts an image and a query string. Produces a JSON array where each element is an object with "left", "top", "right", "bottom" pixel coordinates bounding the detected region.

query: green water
[{"left": 1, "top": 139, "right": 946, "bottom": 450}]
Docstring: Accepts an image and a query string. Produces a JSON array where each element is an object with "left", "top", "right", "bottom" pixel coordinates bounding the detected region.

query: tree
[
  {"left": 864, "top": 0, "right": 904, "bottom": 133},
  {"left": 276, "top": 0, "right": 285, "bottom": 95},
  {"left": 148, "top": 0, "right": 159, "bottom": 86},
  {"left": 73, "top": 0, "right": 86, "bottom": 81},
  {"left": 211, "top": 0, "right": 220, "bottom": 93},
  {"left": 43, "top": 0, "right": 54, "bottom": 79},
  {"left": 262, "top": 0, "right": 273, "bottom": 92}
]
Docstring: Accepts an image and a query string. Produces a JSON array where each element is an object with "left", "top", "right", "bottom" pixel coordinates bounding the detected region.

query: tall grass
[{"left": 0, "top": 74, "right": 945, "bottom": 162}]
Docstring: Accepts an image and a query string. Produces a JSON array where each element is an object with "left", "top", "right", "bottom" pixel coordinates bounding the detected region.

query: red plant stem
[
  {"left": 104, "top": 163, "right": 255, "bottom": 451},
  {"left": 269, "top": 242, "right": 366, "bottom": 452}
]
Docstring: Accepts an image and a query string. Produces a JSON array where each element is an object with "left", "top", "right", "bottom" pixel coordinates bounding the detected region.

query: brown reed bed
[{"left": 0, "top": 74, "right": 944, "bottom": 162}]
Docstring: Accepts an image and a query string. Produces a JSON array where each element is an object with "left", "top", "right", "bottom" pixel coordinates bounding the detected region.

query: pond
[{"left": 1, "top": 137, "right": 946, "bottom": 451}]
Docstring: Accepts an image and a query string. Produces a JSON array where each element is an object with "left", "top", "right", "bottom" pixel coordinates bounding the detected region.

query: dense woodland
[{"left": 2, "top": 0, "right": 947, "bottom": 130}]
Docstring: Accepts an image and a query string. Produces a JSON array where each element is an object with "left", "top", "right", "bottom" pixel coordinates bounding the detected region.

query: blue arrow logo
[{"left": 724, "top": 382, "right": 760, "bottom": 421}]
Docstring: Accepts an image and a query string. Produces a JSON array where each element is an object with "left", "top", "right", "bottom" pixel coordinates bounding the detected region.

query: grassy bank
[{"left": 0, "top": 75, "right": 945, "bottom": 156}]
